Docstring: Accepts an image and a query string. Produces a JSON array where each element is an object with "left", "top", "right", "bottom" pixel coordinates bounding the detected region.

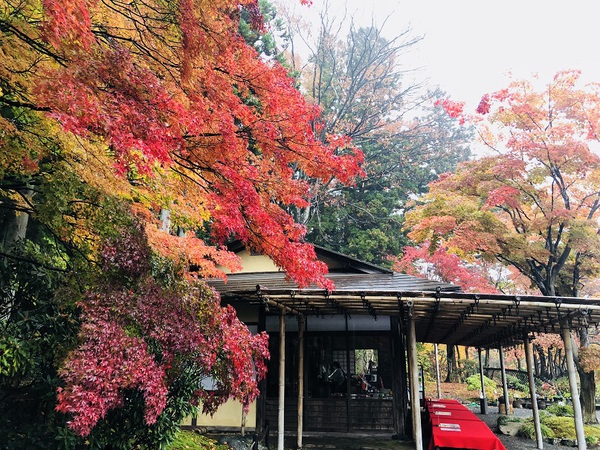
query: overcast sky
[{"left": 295, "top": 0, "right": 600, "bottom": 110}]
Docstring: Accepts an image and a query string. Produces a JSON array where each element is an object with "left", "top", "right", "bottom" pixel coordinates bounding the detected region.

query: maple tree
[
  {"left": 390, "top": 242, "right": 497, "bottom": 382},
  {"left": 389, "top": 242, "right": 499, "bottom": 294},
  {"left": 56, "top": 223, "right": 269, "bottom": 442},
  {"left": 405, "top": 70, "right": 600, "bottom": 422},
  {"left": 1, "top": 0, "right": 364, "bottom": 446},
  {"left": 8, "top": 0, "right": 362, "bottom": 288}
]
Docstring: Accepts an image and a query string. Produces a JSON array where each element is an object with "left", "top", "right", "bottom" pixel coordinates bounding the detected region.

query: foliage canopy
[{"left": 0, "top": 0, "right": 363, "bottom": 446}]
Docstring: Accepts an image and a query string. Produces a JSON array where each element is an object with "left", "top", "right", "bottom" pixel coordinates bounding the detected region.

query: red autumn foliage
[
  {"left": 389, "top": 242, "right": 499, "bottom": 294},
  {"left": 40, "top": 0, "right": 96, "bottom": 50},
  {"left": 34, "top": 0, "right": 363, "bottom": 288},
  {"left": 56, "top": 225, "right": 269, "bottom": 435},
  {"left": 10, "top": 0, "right": 364, "bottom": 437},
  {"left": 476, "top": 94, "right": 491, "bottom": 115},
  {"left": 435, "top": 98, "right": 466, "bottom": 125},
  {"left": 408, "top": 70, "right": 600, "bottom": 298}
]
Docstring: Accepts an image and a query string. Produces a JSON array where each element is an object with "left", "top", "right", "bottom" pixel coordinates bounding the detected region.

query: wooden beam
[
  {"left": 434, "top": 343, "right": 442, "bottom": 399},
  {"left": 478, "top": 348, "right": 487, "bottom": 414},
  {"left": 278, "top": 310, "right": 286, "bottom": 450},
  {"left": 408, "top": 309, "right": 423, "bottom": 450},
  {"left": 525, "top": 336, "right": 543, "bottom": 449},
  {"left": 345, "top": 314, "right": 352, "bottom": 433},
  {"left": 499, "top": 347, "right": 510, "bottom": 415},
  {"left": 391, "top": 316, "right": 409, "bottom": 439},
  {"left": 297, "top": 315, "right": 305, "bottom": 450},
  {"left": 562, "top": 327, "right": 586, "bottom": 450}
]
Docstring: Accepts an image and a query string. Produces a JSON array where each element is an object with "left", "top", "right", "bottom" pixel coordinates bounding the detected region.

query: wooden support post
[
  {"left": 499, "top": 347, "right": 510, "bottom": 415},
  {"left": 434, "top": 343, "right": 442, "bottom": 399},
  {"left": 297, "top": 315, "right": 305, "bottom": 450},
  {"left": 562, "top": 327, "right": 586, "bottom": 450},
  {"left": 391, "top": 317, "right": 409, "bottom": 439},
  {"left": 256, "top": 305, "right": 267, "bottom": 436},
  {"left": 345, "top": 314, "right": 352, "bottom": 433},
  {"left": 408, "top": 309, "right": 423, "bottom": 450},
  {"left": 478, "top": 348, "right": 487, "bottom": 414},
  {"left": 278, "top": 310, "right": 286, "bottom": 450},
  {"left": 525, "top": 336, "right": 543, "bottom": 449}
]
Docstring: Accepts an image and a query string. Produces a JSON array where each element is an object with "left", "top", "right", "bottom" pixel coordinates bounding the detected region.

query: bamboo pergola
[
  {"left": 212, "top": 272, "right": 597, "bottom": 450},
  {"left": 222, "top": 285, "right": 600, "bottom": 349}
]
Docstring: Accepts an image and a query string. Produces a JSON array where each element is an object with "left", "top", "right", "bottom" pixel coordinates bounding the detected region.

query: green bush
[
  {"left": 545, "top": 403, "right": 574, "bottom": 417},
  {"left": 518, "top": 422, "right": 555, "bottom": 440},
  {"left": 166, "top": 431, "right": 229, "bottom": 450},
  {"left": 513, "top": 410, "right": 600, "bottom": 445},
  {"left": 506, "top": 374, "right": 528, "bottom": 393},
  {"left": 584, "top": 425, "right": 600, "bottom": 446},
  {"left": 457, "top": 359, "right": 478, "bottom": 379},
  {"left": 540, "top": 415, "right": 575, "bottom": 439},
  {"left": 586, "top": 435, "right": 599, "bottom": 446},
  {"left": 465, "top": 374, "right": 497, "bottom": 400},
  {"left": 553, "top": 377, "right": 572, "bottom": 399}
]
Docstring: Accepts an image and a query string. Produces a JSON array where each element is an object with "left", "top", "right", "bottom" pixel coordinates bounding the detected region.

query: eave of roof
[
  {"left": 208, "top": 273, "right": 600, "bottom": 349},
  {"left": 208, "top": 271, "right": 459, "bottom": 295}
]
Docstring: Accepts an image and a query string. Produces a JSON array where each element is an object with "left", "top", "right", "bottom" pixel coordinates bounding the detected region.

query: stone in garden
[{"left": 498, "top": 421, "right": 522, "bottom": 436}]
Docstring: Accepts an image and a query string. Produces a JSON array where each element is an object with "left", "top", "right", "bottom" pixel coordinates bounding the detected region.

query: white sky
[{"left": 295, "top": 0, "right": 600, "bottom": 110}]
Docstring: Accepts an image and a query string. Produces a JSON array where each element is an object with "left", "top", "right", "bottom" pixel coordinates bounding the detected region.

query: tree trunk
[
  {"left": 445, "top": 344, "right": 458, "bottom": 383},
  {"left": 1, "top": 197, "right": 30, "bottom": 250},
  {"left": 556, "top": 349, "right": 565, "bottom": 377},
  {"left": 455, "top": 346, "right": 463, "bottom": 381},
  {"left": 576, "top": 328, "right": 598, "bottom": 423},
  {"left": 484, "top": 348, "right": 490, "bottom": 377},
  {"left": 537, "top": 346, "right": 547, "bottom": 379},
  {"left": 577, "top": 368, "right": 597, "bottom": 423}
]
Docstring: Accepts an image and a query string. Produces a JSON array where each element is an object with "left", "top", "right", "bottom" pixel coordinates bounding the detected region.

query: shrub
[
  {"left": 553, "top": 377, "right": 571, "bottom": 399},
  {"left": 540, "top": 415, "right": 575, "bottom": 439},
  {"left": 506, "top": 374, "right": 528, "bottom": 393},
  {"left": 465, "top": 374, "right": 497, "bottom": 400},
  {"left": 546, "top": 403, "right": 574, "bottom": 417},
  {"left": 457, "top": 359, "right": 478, "bottom": 379},
  {"left": 513, "top": 410, "right": 600, "bottom": 445},
  {"left": 518, "top": 422, "right": 555, "bottom": 440},
  {"left": 584, "top": 425, "right": 600, "bottom": 446},
  {"left": 166, "top": 431, "right": 229, "bottom": 450}
]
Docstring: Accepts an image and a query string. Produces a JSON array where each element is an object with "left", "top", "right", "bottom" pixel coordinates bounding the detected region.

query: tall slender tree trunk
[
  {"left": 445, "top": 344, "right": 458, "bottom": 383},
  {"left": 484, "top": 348, "right": 490, "bottom": 377},
  {"left": 455, "top": 346, "right": 463, "bottom": 381}
]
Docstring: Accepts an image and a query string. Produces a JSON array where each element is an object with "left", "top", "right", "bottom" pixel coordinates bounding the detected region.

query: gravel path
[{"left": 469, "top": 404, "right": 575, "bottom": 449}]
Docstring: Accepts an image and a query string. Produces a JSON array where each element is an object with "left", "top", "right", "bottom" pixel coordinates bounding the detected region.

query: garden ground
[{"left": 171, "top": 382, "right": 598, "bottom": 449}]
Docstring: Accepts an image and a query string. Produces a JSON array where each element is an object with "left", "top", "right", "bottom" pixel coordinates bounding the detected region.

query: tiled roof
[{"left": 208, "top": 271, "right": 460, "bottom": 294}]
